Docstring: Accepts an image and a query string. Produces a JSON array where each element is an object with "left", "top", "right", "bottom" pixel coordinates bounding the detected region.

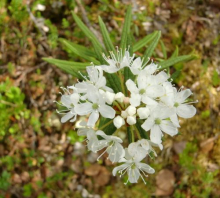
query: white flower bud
[
  {"left": 36, "top": 4, "right": 46, "bottom": 11},
  {"left": 126, "top": 105, "right": 136, "bottom": 116},
  {"left": 137, "top": 107, "right": 150, "bottom": 119},
  {"left": 121, "top": 110, "right": 128, "bottom": 119},
  {"left": 113, "top": 116, "right": 125, "bottom": 129},
  {"left": 127, "top": 116, "right": 136, "bottom": 125},
  {"left": 105, "top": 91, "right": 115, "bottom": 105},
  {"left": 115, "top": 92, "right": 125, "bottom": 103}
]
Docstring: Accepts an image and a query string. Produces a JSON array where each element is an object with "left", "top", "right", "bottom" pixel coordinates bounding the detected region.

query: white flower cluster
[{"left": 56, "top": 49, "right": 197, "bottom": 184}]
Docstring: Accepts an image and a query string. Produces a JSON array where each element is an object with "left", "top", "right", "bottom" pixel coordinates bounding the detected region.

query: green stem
[
  {"left": 113, "top": 101, "right": 122, "bottom": 111},
  {"left": 133, "top": 125, "right": 142, "bottom": 140},
  {"left": 118, "top": 70, "right": 126, "bottom": 95},
  {"left": 99, "top": 119, "right": 113, "bottom": 131}
]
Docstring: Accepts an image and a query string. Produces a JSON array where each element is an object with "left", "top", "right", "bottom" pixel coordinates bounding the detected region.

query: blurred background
[{"left": 0, "top": 0, "right": 220, "bottom": 197}]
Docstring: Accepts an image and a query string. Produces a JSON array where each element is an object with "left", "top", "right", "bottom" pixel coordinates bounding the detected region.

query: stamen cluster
[{"left": 56, "top": 49, "right": 197, "bottom": 184}]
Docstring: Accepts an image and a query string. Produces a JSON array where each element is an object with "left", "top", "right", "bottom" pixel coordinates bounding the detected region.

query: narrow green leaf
[
  {"left": 127, "top": 33, "right": 133, "bottom": 56},
  {"left": 144, "top": 31, "right": 161, "bottom": 60},
  {"left": 72, "top": 12, "right": 102, "bottom": 49},
  {"left": 133, "top": 31, "right": 157, "bottom": 52},
  {"left": 159, "top": 54, "right": 197, "bottom": 70},
  {"left": 43, "top": 58, "right": 88, "bottom": 79},
  {"left": 171, "top": 46, "right": 179, "bottom": 58},
  {"left": 105, "top": 73, "right": 122, "bottom": 93},
  {"left": 91, "top": 40, "right": 106, "bottom": 64},
  {"left": 120, "top": 5, "right": 132, "bottom": 52},
  {"left": 99, "top": 118, "right": 116, "bottom": 136},
  {"left": 169, "top": 70, "right": 181, "bottom": 81},
  {"left": 59, "top": 39, "right": 100, "bottom": 64},
  {"left": 135, "top": 119, "right": 149, "bottom": 139},
  {"left": 160, "top": 40, "right": 167, "bottom": 59},
  {"left": 98, "top": 16, "right": 116, "bottom": 53}
]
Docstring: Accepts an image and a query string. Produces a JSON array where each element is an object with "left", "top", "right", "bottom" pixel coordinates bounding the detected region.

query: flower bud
[
  {"left": 127, "top": 116, "right": 136, "bottom": 125},
  {"left": 113, "top": 116, "right": 125, "bottom": 129},
  {"left": 126, "top": 105, "right": 136, "bottom": 116},
  {"left": 105, "top": 91, "right": 115, "bottom": 105},
  {"left": 137, "top": 107, "right": 150, "bottom": 119},
  {"left": 115, "top": 92, "right": 125, "bottom": 103},
  {"left": 121, "top": 110, "right": 128, "bottom": 119}
]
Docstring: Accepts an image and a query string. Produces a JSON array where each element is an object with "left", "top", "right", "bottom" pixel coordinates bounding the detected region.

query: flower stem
[
  {"left": 133, "top": 125, "right": 142, "bottom": 140},
  {"left": 118, "top": 70, "right": 126, "bottom": 95},
  {"left": 99, "top": 119, "right": 113, "bottom": 131}
]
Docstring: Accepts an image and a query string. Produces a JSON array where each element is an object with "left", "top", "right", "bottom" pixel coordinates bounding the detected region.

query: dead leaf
[
  {"left": 95, "top": 166, "right": 110, "bottom": 187},
  {"left": 156, "top": 169, "right": 175, "bottom": 196},
  {"left": 84, "top": 164, "right": 101, "bottom": 176},
  {"left": 173, "top": 141, "right": 186, "bottom": 154},
  {"left": 200, "top": 137, "right": 215, "bottom": 153}
]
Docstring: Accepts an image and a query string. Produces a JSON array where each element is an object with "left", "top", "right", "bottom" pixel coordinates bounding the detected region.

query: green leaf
[
  {"left": 160, "top": 40, "right": 167, "bottom": 59},
  {"left": 212, "top": 70, "right": 220, "bottom": 86},
  {"left": 127, "top": 33, "right": 133, "bottom": 55},
  {"left": 105, "top": 73, "right": 122, "bottom": 93},
  {"left": 159, "top": 54, "right": 197, "bottom": 70},
  {"left": 72, "top": 12, "right": 103, "bottom": 49},
  {"left": 120, "top": 5, "right": 132, "bottom": 52},
  {"left": 43, "top": 58, "right": 88, "bottom": 79},
  {"left": 170, "top": 70, "right": 181, "bottom": 81},
  {"left": 99, "top": 118, "right": 116, "bottom": 136},
  {"left": 144, "top": 31, "right": 161, "bottom": 60},
  {"left": 135, "top": 119, "right": 148, "bottom": 139},
  {"left": 91, "top": 40, "right": 106, "bottom": 64},
  {"left": 171, "top": 46, "right": 179, "bottom": 58},
  {"left": 98, "top": 16, "right": 116, "bottom": 53},
  {"left": 133, "top": 31, "right": 157, "bottom": 52},
  {"left": 59, "top": 39, "right": 100, "bottom": 64}
]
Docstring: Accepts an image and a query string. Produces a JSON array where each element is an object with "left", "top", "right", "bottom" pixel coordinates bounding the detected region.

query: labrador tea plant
[{"left": 44, "top": 6, "right": 197, "bottom": 184}]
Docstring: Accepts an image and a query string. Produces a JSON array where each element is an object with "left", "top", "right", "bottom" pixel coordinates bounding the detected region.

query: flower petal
[
  {"left": 99, "top": 104, "right": 115, "bottom": 119},
  {"left": 128, "top": 167, "right": 140, "bottom": 183},
  {"left": 112, "top": 163, "right": 130, "bottom": 176},
  {"left": 137, "top": 162, "right": 155, "bottom": 174},
  {"left": 61, "top": 112, "right": 74, "bottom": 123},
  {"left": 141, "top": 117, "right": 154, "bottom": 131},
  {"left": 87, "top": 111, "right": 99, "bottom": 127},
  {"left": 130, "top": 93, "right": 141, "bottom": 107},
  {"left": 170, "top": 114, "right": 180, "bottom": 127},
  {"left": 176, "top": 89, "right": 192, "bottom": 103},
  {"left": 177, "top": 104, "right": 196, "bottom": 118},
  {"left": 146, "top": 85, "right": 165, "bottom": 98},
  {"left": 150, "top": 125, "right": 162, "bottom": 144},
  {"left": 126, "top": 79, "right": 139, "bottom": 94},
  {"left": 74, "top": 103, "right": 92, "bottom": 115},
  {"left": 160, "top": 120, "right": 178, "bottom": 136}
]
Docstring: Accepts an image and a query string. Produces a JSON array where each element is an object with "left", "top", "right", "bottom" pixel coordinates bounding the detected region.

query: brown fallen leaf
[
  {"left": 200, "top": 137, "right": 215, "bottom": 153},
  {"left": 173, "top": 141, "right": 186, "bottom": 154},
  {"left": 95, "top": 166, "right": 111, "bottom": 187},
  {"left": 84, "top": 164, "right": 102, "bottom": 176},
  {"left": 156, "top": 169, "right": 175, "bottom": 196}
]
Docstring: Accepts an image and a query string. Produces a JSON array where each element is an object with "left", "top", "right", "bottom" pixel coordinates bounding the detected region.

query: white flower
[
  {"left": 137, "top": 139, "right": 163, "bottom": 156},
  {"left": 77, "top": 122, "right": 99, "bottom": 152},
  {"left": 141, "top": 106, "right": 178, "bottom": 144},
  {"left": 114, "top": 92, "right": 125, "bottom": 103},
  {"left": 94, "top": 131, "right": 125, "bottom": 163},
  {"left": 75, "top": 66, "right": 113, "bottom": 99},
  {"left": 113, "top": 116, "right": 125, "bottom": 129},
  {"left": 112, "top": 147, "right": 155, "bottom": 184},
  {"left": 126, "top": 75, "right": 165, "bottom": 107},
  {"left": 100, "top": 50, "right": 134, "bottom": 73},
  {"left": 75, "top": 88, "right": 115, "bottom": 127},
  {"left": 137, "top": 107, "right": 150, "bottom": 119},
  {"left": 56, "top": 87, "right": 80, "bottom": 123}
]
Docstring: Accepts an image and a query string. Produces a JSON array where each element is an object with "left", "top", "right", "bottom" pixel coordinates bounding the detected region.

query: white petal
[
  {"left": 130, "top": 93, "right": 141, "bottom": 107},
  {"left": 137, "top": 107, "right": 150, "bottom": 119},
  {"left": 141, "top": 117, "right": 154, "bottom": 131},
  {"left": 177, "top": 104, "right": 196, "bottom": 118},
  {"left": 150, "top": 125, "right": 162, "bottom": 144},
  {"left": 112, "top": 163, "right": 130, "bottom": 176},
  {"left": 95, "top": 76, "right": 106, "bottom": 89},
  {"left": 170, "top": 114, "right": 180, "bottom": 127},
  {"left": 108, "top": 143, "right": 125, "bottom": 163},
  {"left": 126, "top": 79, "right": 139, "bottom": 94},
  {"left": 74, "top": 103, "right": 92, "bottom": 115},
  {"left": 176, "top": 89, "right": 192, "bottom": 103},
  {"left": 128, "top": 167, "right": 140, "bottom": 183},
  {"left": 114, "top": 92, "right": 125, "bottom": 103},
  {"left": 137, "top": 162, "right": 155, "bottom": 174},
  {"left": 99, "top": 104, "right": 115, "bottom": 119},
  {"left": 105, "top": 91, "right": 115, "bottom": 105},
  {"left": 160, "top": 120, "right": 178, "bottom": 136},
  {"left": 142, "top": 96, "right": 158, "bottom": 106},
  {"left": 87, "top": 111, "right": 99, "bottom": 127},
  {"left": 146, "top": 85, "right": 165, "bottom": 98},
  {"left": 61, "top": 112, "right": 74, "bottom": 123}
]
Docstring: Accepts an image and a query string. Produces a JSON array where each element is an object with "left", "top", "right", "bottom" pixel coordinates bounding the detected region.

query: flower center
[
  {"left": 155, "top": 118, "right": 161, "bottom": 125},
  {"left": 131, "top": 163, "right": 136, "bottom": 169},
  {"left": 92, "top": 103, "right": 99, "bottom": 110},
  {"left": 174, "top": 102, "right": 179, "bottom": 107},
  {"left": 139, "top": 89, "right": 146, "bottom": 95},
  {"left": 115, "top": 62, "right": 121, "bottom": 68}
]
